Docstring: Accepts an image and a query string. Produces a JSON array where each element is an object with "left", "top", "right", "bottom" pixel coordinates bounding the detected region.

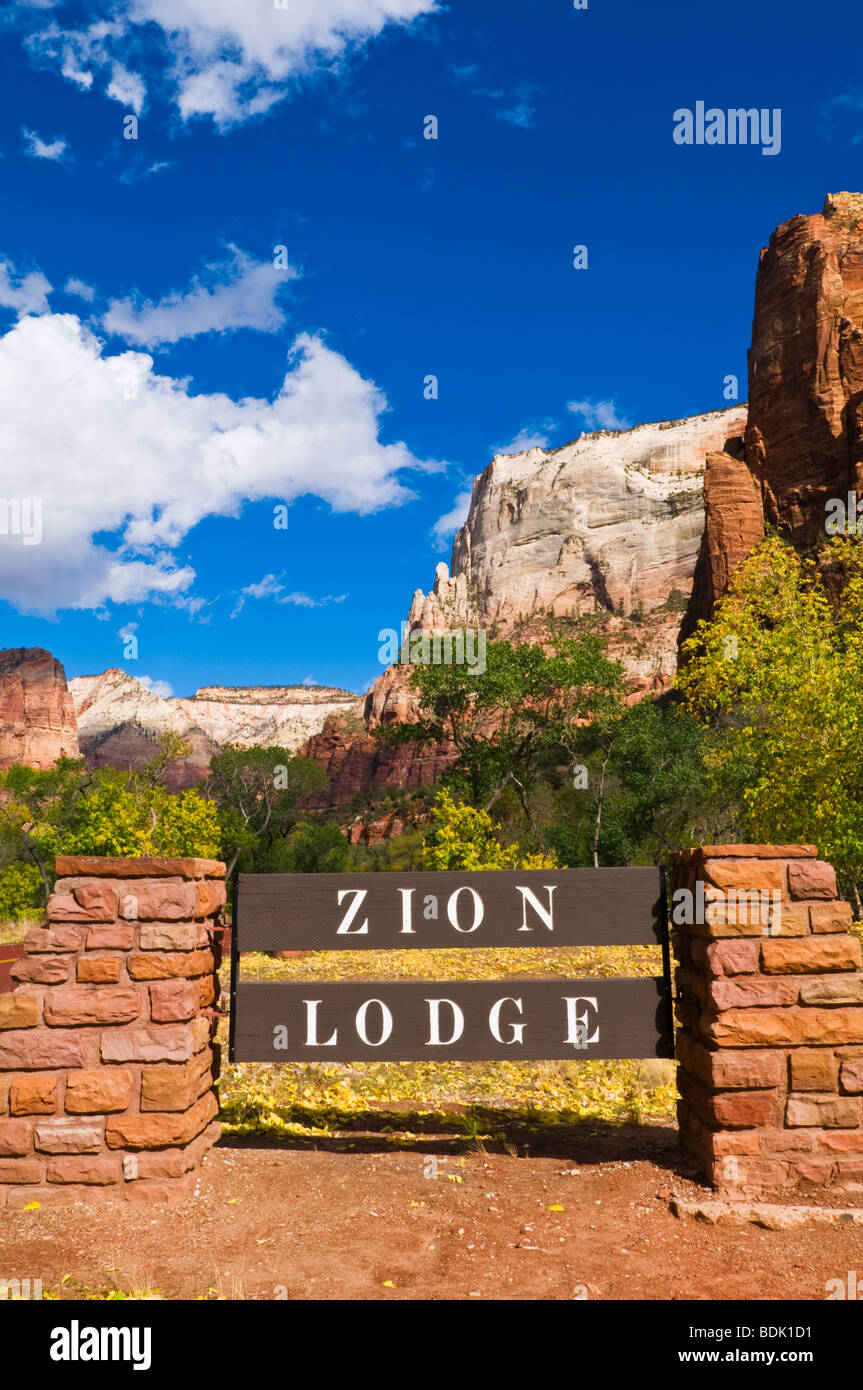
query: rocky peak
[{"left": 0, "top": 647, "right": 80, "bottom": 770}]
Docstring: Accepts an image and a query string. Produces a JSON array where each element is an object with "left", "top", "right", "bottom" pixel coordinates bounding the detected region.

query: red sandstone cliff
[
  {"left": 0, "top": 648, "right": 79, "bottom": 770},
  {"left": 745, "top": 192, "right": 863, "bottom": 543},
  {"left": 684, "top": 191, "right": 863, "bottom": 645}
]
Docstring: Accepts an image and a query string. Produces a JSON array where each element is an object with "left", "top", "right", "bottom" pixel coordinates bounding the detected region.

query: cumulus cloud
[
  {"left": 0, "top": 313, "right": 434, "bottom": 616},
  {"left": 24, "top": 0, "right": 438, "bottom": 128},
  {"left": 64, "top": 276, "right": 96, "bottom": 302},
  {"left": 493, "top": 426, "right": 551, "bottom": 455},
  {"left": 106, "top": 60, "right": 146, "bottom": 112},
  {"left": 22, "top": 126, "right": 68, "bottom": 159},
  {"left": 431, "top": 487, "right": 472, "bottom": 546},
  {"left": 0, "top": 259, "right": 52, "bottom": 316},
  {"left": 567, "top": 398, "right": 632, "bottom": 432},
  {"left": 102, "top": 245, "right": 296, "bottom": 347},
  {"left": 139, "top": 674, "right": 174, "bottom": 698}
]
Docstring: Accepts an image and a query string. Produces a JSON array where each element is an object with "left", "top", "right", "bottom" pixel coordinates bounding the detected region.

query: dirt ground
[{"left": 2, "top": 1121, "right": 862, "bottom": 1302}]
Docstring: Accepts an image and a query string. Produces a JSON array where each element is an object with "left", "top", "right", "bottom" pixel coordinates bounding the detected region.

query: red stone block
[
  {"left": 22, "top": 926, "right": 84, "bottom": 954},
  {"left": 761, "top": 937, "right": 862, "bottom": 974},
  {"left": 43, "top": 987, "right": 140, "bottom": 1027},
  {"left": 47, "top": 882, "right": 118, "bottom": 922},
  {"left": 132, "top": 882, "right": 197, "bottom": 921},
  {"left": 10, "top": 957, "right": 70, "bottom": 985},
  {"left": 787, "top": 860, "right": 838, "bottom": 900},
  {"left": 100, "top": 1023, "right": 196, "bottom": 1064},
  {"left": 0, "top": 1029, "right": 87, "bottom": 1070},
  {"left": 709, "top": 978, "right": 798, "bottom": 1010},
  {"left": 840, "top": 1060, "right": 863, "bottom": 1094},
  {"left": 85, "top": 925, "right": 135, "bottom": 950},
  {"left": 149, "top": 980, "right": 198, "bottom": 1022},
  {"left": 0, "top": 1119, "right": 33, "bottom": 1155},
  {"left": 9, "top": 1073, "right": 58, "bottom": 1115},
  {"left": 691, "top": 939, "right": 760, "bottom": 977},
  {"left": 46, "top": 1156, "right": 123, "bottom": 1185},
  {"left": 810, "top": 902, "right": 854, "bottom": 933}
]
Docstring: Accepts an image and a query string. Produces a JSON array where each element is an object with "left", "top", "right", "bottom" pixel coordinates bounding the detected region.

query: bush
[{"left": 0, "top": 862, "right": 42, "bottom": 920}]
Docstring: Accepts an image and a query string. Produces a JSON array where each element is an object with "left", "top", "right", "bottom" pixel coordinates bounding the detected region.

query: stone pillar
[
  {"left": 0, "top": 856, "right": 224, "bottom": 1209},
  {"left": 671, "top": 844, "right": 863, "bottom": 1200}
]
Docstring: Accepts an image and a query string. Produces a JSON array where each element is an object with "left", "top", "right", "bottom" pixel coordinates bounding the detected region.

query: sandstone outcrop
[
  {"left": 306, "top": 408, "right": 749, "bottom": 805},
  {"left": 679, "top": 444, "right": 766, "bottom": 647},
  {"left": 745, "top": 192, "right": 863, "bottom": 545},
  {"left": 0, "top": 648, "right": 79, "bottom": 770},
  {"left": 69, "top": 669, "right": 359, "bottom": 790}
]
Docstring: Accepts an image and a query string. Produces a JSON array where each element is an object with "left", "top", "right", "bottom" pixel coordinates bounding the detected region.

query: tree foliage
[
  {"left": 204, "top": 744, "right": 327, "bottom": 876},
  {"left": 422, "top": 789, "right": 556, "bottom": 871},
  {"left": 676, "top": 534, "right": 863, "bottom": 909},
  {"left": 378, "top": 635, "right": 626, "bottom": 828}
]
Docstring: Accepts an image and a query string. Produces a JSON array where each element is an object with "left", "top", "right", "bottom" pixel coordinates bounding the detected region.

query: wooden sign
[
  {"left": 231, "top": 978, "right": 673, "bottom": 1062},
  {"left": 234, "top": 867, "right": 665, "bottom": 952},
  {"left": 229, "top": 867, "right": 673, "bottom": 1063}
]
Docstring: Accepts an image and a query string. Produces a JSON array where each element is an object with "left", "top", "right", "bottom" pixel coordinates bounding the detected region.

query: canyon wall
[
  {"left": 0, "top": 648, "right": 79, "bottom": 771},
  {"left": 69, "top": 670, "right": 359, "bottom": 790}
]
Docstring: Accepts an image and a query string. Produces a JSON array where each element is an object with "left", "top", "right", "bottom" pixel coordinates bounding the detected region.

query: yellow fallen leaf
[
  {"left": 23, "top": 1201, "right": 40, "bottom": 1211},
  {"left": 227, "top": 1198, "right": 240, "bottom": 1205},
  {"left": 409, "top": 1202, "right": 421, "bottom": 1208},
  {"left": 548, "top": 1204, "right": 564, "bottom": 1212},
  {"left": 382, "top": 1280, "right": 397, "bottom": 1288}
]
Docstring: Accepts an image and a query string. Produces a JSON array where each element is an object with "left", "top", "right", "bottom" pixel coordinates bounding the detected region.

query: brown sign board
[
  {"left": 229, "top": 867, "right": 673, "bottom": 1063},
  {"left": 234, "top": 867, "right": 665, "bottom": 952},
  {"left": 231, "top": 978, "right": 673, "bottom": 1062}
]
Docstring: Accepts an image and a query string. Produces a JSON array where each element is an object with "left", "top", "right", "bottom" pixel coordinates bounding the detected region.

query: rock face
[
  {"left": 306, "top": 409, "right": 748, "bottom": 806},
  {"left": 452, "top": 409, "right": 747, "bottom": 629},
  {"left": 745, "top": 192, "right": 863, "bottom": 544},
  {"left": 69, "top": 670, "right": 359, "bottom": 790},
  {"left": 0, "top": 648, "right": 79, "bottom": 770},
  {"left": 685, "top": 192, "right": 863, "bottom": 643},
  {"left": 679, "top": 444, "right": 766, "bottom": 647}
]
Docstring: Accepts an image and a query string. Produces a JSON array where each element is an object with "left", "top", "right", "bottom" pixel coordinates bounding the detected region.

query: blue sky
[{"left": 0, "top": 0, "right": 860, "bottom": 698}]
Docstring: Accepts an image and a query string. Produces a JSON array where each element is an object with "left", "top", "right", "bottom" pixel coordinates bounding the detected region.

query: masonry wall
[
  {"left": 672, "top": 844, "right": 863, "bottom": 1199},
  {"left": 0, "top": 856, "right": 224, "bottom": 1208}
]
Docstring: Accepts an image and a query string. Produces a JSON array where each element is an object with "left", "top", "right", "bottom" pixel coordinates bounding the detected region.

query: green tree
[
  {"left": 422, "top": 788, "right": 556, "bottom": 870},
  {"left": 273, "top": 820, "right": 350, "bottom": 874},
  {"left": 676, "top": 534, "right": 863, "bottom": 911},
  {"left": 378, "top": 635, "right": 625, "bottom": 831},
  {"left": 204, "top": 745, "right": 327, "bottom": 876},
  {"left": 0, "top": 758, "right": 220, "bottom": 902}
]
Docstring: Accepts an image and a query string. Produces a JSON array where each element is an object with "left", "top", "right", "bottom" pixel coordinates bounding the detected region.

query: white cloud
[
  {"left": 118, "top": 159, "right": 174, "bottom": 185},
  {"left": 106, "top": 61, "right": 146, "bottom": 113},
  {"left": 0, "top": 313, "right": 435, "bottom": 616},
  {"left": 567, "top": 398, "right": 632, "bottom": 432},
  {"left": 102, "top": 245, "right": 296, "bottom": 347},
  {"left": 139, "top": 675, "right": 174, "bottom": 698},
  {"left": 22, "top": 126, "right": 68, "bottom": 160},
  {"left": 231, "top": 573, "right": 347, "bottom": 617},
  {"left": 118, "top": 621, "right": 138, "bottom": 642},
  {"left": 64, "top": 277, "right": 96, "bottom": 302},
  {"left": 24, "top": 0, "right": 438, "bottom": 128},
  {"left": 0, "top": 259, "right": 52, "bottom": 316},
  {"left": 431, "top": 487, "right": 472, "bottom": 546},
  {"left": 494, "top": 427, "right": 551, "bottom": 456}
]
